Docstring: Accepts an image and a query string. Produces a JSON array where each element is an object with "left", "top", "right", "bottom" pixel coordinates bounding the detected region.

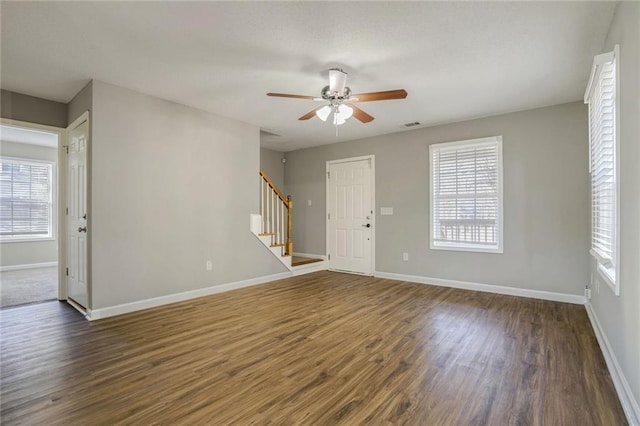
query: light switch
[
  {"left": 308, "top": 200, "right": 312, "bottom": 206},
  {"left": 380, "top": 207, "right": 394, "bottom": 215}
]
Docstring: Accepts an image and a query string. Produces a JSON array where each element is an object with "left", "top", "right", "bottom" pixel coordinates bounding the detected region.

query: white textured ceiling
[{"left": 1, "top": 2, "right": 615, "bottom": 152}]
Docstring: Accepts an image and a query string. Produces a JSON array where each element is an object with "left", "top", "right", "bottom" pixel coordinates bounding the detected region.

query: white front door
[
  {"left": 66, "top": 115, "right": 89, "bottom": 309},
  {"left": 327, "top": 157, "right": 374, "bottom": 274}
]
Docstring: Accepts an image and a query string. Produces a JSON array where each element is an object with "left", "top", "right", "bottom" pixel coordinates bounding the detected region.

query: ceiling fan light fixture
[
  {"left": 337, "top": 104, "right": 353, "bottom": 120},
  {"left": 316, "top": 105, "right": 333, "bottom": 121},
  {"left": 332, "top": 104, "right": 353, "bottom": 126},
  {"left": 333, "top": 115, "right": 347, "bottom": 126}
]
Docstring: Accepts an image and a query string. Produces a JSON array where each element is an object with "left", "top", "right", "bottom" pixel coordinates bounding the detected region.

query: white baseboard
[
  {"left": 585, "top": 303, "right": 640, "bottom": 425},
  {"left": 373, "top": 271, "right": 586, "bottom": 305},
  {"left": 0, "top": 261, "right": 58, "bottom": 272},
  {"left": 86, "top": 272, "right": 291, "bottom": 321},
  {"left": 292, "top": 252, "right": 327, "bottom": 260}
]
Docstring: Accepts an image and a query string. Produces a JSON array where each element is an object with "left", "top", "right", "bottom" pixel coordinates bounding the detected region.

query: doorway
[
  {"left": 0, "top": 122, "right": 61, "bottom": 307},
  {"left": 326, "top": 155, "right": 375, "bottom": 275}
]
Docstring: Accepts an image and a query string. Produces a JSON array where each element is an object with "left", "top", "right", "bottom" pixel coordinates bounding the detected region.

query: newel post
[{"left": 286, "top": 195, "right": 293, "bottom": 256}]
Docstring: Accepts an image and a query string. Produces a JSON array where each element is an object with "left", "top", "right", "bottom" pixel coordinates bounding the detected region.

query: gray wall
[
  {"left": 285, "top": 101, "right": 589, "bottom": 296},
  {"left": 90, "top": 81, "right": 285, "bottom": 309},
  {"left": 0, "top": 141, "right": 58, "bottom": 267},
  {"left": 0, "top": 89, "right": 67, "bottom": 128},
  {"left": 589, "top": 1, "right": 640, "bottom": 419},
  {"left": 67, "top": 81, "right": 93, "bottom": 125},
  {"left": 260, "top": 147, "right": 285, "bottom": 192}
]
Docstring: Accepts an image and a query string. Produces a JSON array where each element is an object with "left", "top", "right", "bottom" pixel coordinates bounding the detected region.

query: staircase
[
  {"left": 251, "top": 170, "right": 326, "bottom": 272},
  {"left": 251, "top": 170, "right": 293, "bottom": 270}
]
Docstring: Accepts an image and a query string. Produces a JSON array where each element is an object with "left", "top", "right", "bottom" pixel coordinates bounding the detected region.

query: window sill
[
  {"left": 590, "top": 249, "right": 619, "bottom": 296},
  {"left": 1, "top": 236, "right": 55, "bottom": 244},
  {"left": 597, "top": 264, "right": 618, "bottom": 295},
  {"left": 430, "top": 242, "right": 503, "bottom": 254}
]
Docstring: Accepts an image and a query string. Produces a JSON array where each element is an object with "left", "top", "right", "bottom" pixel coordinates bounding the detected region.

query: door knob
[
  {"left": 78, "top": 226, "right": 87, "bottom": 233},
  {"left": 362, "top": 223, "right": 371, "bottom": 228}
]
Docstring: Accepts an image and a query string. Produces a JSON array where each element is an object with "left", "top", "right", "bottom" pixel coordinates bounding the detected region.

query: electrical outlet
[
  {"left": 308, "top": 200, "right": 312, "bottom": 206},
  {"left": 206, "top": 260, "right": 213, "bottom": 271},
  {"left": 403, "top": 252, "right": 409, "bottom": 261},
  {"left": 585, "top": 287, "right": 592, "bottom": 299}
]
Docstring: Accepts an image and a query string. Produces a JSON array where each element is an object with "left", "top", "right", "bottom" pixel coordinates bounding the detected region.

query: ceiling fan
[{"left": 267, "top": 68, "right": 407, "bottom": 126}]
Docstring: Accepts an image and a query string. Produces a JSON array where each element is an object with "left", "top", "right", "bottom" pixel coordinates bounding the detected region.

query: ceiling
[
  {"left": 0, "top": 124, "right": 59, "bottom": 148},
  {"left": 1, "top": 2, "right": 616, "bottom": 152}
]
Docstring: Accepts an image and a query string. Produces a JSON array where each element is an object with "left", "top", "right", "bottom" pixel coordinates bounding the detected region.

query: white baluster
[
  {"left": 280, "top": 198, "right": 284, "bottom": 245},
  {"left": 266, "top": 184, "right": 270, "bottom": 233},
  {"left": 267, "top": 188, "right": 270, "bottom": 234},
  {"left": 271, "top": 190, "right": 275, "bottom": 237},
  {"left": 261, "top": 178, "right": 265, "bottom": 233}
]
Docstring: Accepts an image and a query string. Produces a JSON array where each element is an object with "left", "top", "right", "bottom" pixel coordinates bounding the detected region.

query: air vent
[{"left": 404, "top": 122, "right": 421, "bottom": 127}]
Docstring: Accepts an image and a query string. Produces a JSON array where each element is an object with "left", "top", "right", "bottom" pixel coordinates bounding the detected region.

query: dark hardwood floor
[{"left": 0, "top": 271, "right": 626, "bottom": 424}]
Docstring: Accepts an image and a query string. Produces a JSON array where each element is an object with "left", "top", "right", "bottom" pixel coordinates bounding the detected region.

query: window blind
[
  {"left": 431, "top": 137, "right": 502, "bottom": 252},
  {"left": 0, "top": 159, "right": 53, "bottom": 238},
  {"left": 587, "top": 57, "right": 616, "bottom": 266}
]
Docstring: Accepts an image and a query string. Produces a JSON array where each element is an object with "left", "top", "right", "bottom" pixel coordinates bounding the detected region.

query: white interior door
[
  {"left": 66, "top": 116, "right": 88, "bottom": 309},
  {"left": 327, "top": 157, "right": 374, "bottom": 274}
]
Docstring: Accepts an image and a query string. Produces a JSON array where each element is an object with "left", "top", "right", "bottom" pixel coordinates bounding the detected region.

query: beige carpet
[{"left": 0, "top": 266, "right": 58, "bottom": 308}]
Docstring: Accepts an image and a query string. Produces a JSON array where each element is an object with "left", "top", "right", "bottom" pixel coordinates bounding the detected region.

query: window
[
  {"left": 430, "top": 136, "right": 503, "bottom": 253},
  {"left": 585, "top": 46, "right": 619, "bottom": 295},
  {"left": 0, "top": 157, "right": 54, "bottom": 241}
]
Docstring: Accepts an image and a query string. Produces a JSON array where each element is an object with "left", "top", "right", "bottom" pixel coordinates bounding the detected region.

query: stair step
[
  {"left": 270, "top": 243, "right": 286, "bottom": 247},
  {"left": 259, "top": 232, "right": 275, "bottom": 236},
  {"left": 291, "top": 256, "right": 323, "bottom": 267}
]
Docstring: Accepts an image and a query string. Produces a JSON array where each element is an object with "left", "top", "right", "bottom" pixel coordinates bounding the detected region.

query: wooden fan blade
[
  {"left": 348, "top": 104, "right": 375, "bottom": 123},
  {"left": 298, "top": 107, "right": 323, "bottom": 121},
  {"left": 350, "top": 89, "right": 407, "bottom": 102},
  {"left": 267, "top": 93, "right": 315, "bottom": 100}
]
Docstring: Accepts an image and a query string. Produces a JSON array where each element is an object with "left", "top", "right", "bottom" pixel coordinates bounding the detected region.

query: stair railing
[{"left": 259, "top": 170, "right": 293, "bottom": 256}]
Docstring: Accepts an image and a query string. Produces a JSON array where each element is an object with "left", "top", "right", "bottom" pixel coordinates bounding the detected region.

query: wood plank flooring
[{"left": 0, "top": 271, "right": 627, "bottom": 424}]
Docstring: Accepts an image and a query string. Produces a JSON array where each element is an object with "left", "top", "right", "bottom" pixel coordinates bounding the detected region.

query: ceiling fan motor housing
[{"left": 321, "top": 85, "right": 352, "bottom": 101}]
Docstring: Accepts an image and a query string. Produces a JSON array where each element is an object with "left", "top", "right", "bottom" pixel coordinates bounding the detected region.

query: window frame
[
  {"left": 584, "top": 45, "right": 620, "bottom": 296},
  {"left": 429, "top": 136, "right": 504, "bottom": 254},
  {"left": 0, "top": 156, "right": 56, "bottom": 243}
]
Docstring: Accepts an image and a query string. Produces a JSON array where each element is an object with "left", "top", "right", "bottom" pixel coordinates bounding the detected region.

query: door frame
[
  {"left": 325, "top": 155, "right": 376, "bottom": 275},
  {"left": 0, "top": 117, "right": 67, "bottom": 299}
]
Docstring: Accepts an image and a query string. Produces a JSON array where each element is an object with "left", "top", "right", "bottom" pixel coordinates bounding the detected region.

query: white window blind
[
  {"left": 430, "top": 136, "right": 503, "bottom": 253},
  {"left": 0, "top": 158, "right": 54, "bottom": 239},
  {"left": 585, "top": 46, "right": 618, "bottom": 292}
]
